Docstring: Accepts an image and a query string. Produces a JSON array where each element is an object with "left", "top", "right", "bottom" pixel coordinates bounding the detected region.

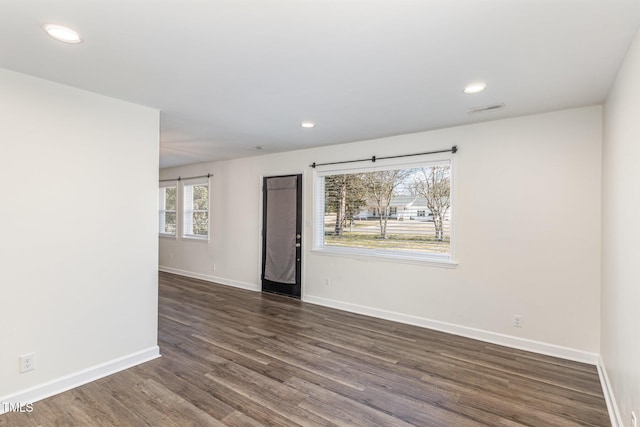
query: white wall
[
  {"left": 0, "top": 68, "right": 159, "bottom": 401},
  {"left": 602, "top": 29, "right": 640, "bottom": 425},
  {"left": 160, "top": 106, "right": 602, "bottom": 359}
]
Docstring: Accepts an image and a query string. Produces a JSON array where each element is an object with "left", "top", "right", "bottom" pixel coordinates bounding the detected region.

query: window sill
[
  {"left": 159, "top": 234, "right": 177, "bottom": 239},
  {"left": 182, "top": 235, "right": 209, "bottom": 242},
  {"left": 310, "top": 247, "right": 458, "bottom": 268}
]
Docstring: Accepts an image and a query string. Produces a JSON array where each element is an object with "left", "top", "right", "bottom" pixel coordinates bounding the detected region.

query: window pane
[
  {"left": 321, "top": 164, "right": 451, "bottom": 256},
  {"left": 163, "top": 212, "right": 176, "bottom": 234},
  {"left": 165, "top": 187, "right": 177, "bottom": 210},
  {"left": 192, "top": 185, "right": 208, "bottom": 210},
  {"left": 183, "top": 182, "right": 209, "bottom": 237},
  {"left": 192, "top": 211, "right": 208, "bottom": 236},
  {"left": 159, "top": 185, "right": 177, "bottom": 235}
]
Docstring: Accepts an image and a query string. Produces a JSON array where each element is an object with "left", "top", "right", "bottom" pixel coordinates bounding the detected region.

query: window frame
[
  {"left": 182, "top": 177, "right": 210, "bottom": 241},
  {"left": 312, "top": 153, "right": 457, "bottom": 268},
  {"left": 158, "top": 182, "right": 178, "bottom": 238}
]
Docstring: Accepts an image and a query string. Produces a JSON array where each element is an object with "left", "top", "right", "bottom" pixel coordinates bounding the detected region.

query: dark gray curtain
[{"left": 264, "top": 176, "right": 297, "bottom": 284}]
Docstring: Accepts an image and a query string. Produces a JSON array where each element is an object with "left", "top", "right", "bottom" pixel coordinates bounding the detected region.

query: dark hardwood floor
[{"left": 1, "top": 272, "right": 610, "bottom": 426}]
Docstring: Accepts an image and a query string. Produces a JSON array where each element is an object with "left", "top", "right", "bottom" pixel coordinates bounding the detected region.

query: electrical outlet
[
  {"left": 324, "top": 278, "right": 330, "bottom": 287},
  {"left": 513, "top": 314, "right": 523, "bottom": 328},
  {"left": 631, "top": 411, "right": 637, "bottom": 427},
  {"left": 212, "top": 264, "right": 216, "bottom": 272},
  {"left": 20, "top": 353, "right": 35, "bottom": 373}
]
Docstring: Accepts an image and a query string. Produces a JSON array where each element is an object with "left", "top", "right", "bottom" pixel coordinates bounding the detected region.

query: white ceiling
[{"left": 1, "top": 1, "right": 639, "bottom": 168}]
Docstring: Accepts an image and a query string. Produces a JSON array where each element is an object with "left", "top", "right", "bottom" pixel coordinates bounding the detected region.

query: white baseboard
[
  {"left": 159, "top": 266, "right": 259, "bottom": 292},
  {"left": 0, "top": 346, "right": 160, "bottom": 415},
  {"left": 597, "top": 356, "right": 622, "bottom": 427},
  {"left": 303, "top": 294, "right": 599, "bottom": 365}
]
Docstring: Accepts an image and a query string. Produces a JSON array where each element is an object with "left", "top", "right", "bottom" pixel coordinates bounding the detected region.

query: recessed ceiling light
[
  {"left": 464, "top": 82, "right": 487, "bottom": 94},
  {"left": 301, "top": 121, "right": 315, "bottom": 128},
  {"left": 43, "top": 24, "right": 82, "bottom": 44}
]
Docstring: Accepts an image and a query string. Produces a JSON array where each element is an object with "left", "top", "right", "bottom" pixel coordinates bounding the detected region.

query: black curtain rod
[
  {"left": 310, "top": 146, "right": 457, "bottom": 169},
  {"left": 159, "top": 173, "right": 212, "bottom": 183}
]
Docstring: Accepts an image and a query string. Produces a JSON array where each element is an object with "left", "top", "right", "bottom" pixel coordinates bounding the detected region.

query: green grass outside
[{"left": 324, "top": 232, "right": 450, "bottom": 254}]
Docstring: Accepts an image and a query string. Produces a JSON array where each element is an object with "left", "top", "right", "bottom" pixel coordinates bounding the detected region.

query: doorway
[{"left": 261, "top": 174, "right": 302, "bottom": 298}]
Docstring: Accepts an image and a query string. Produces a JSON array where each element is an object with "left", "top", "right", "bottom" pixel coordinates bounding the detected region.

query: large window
[
  {"left": 314, "top": 157, "right": 453, "bottom": 262},
  {"left": 183, "top": 180, "right": 209, "bottom": 239},
  {"left": 159, "top": 184, "right": 177, "bottom": 236}
]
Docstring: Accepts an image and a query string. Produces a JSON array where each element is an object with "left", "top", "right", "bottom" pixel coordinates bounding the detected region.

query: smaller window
[
  {"left": 417, "top": 210, "right": 426, "bottom": 217},
  {"left": 159, "top": 184, "right": 177, "bottom": 236},
  {"left": 183, "top": 180, "right": 209, "bottom": 239}
]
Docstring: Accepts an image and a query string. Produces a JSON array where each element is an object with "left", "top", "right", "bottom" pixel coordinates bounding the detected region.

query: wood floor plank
[{"left": 0, "top": 272, "right": 611, "bottom": 426}]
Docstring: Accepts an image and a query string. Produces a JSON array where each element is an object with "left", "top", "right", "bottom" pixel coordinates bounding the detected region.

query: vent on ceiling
[{"left": 468, "top": 103, "right": 505, "bottom": 114}]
